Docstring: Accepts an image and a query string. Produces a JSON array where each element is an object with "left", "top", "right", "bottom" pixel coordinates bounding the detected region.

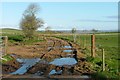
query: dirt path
[
  {"left": 2, "top": 36, "right": 95, "bottom": 78},
  {"left": 7, "top": 37, "right": 84, "bottom": 60}
]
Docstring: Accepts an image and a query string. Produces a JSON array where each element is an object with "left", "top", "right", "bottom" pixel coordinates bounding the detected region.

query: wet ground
[{"left": 2, "top": 37, "right": 94, "bottom": 79}]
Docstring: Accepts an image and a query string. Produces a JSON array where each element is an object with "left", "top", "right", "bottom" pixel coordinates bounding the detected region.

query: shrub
[{"left": 8, "top": 35, "right": 24, "bottom": 42}]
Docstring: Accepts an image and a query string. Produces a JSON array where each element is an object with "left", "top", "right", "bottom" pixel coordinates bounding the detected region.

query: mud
[
  {"left": 2, "top": 59, "right": 20, "bottom": 74},
  {"left": 2, "top": 37, "right": 95, "bottom": 78},
  {"left": 27, "top": 60, "right": 48, "bottom": 74}
]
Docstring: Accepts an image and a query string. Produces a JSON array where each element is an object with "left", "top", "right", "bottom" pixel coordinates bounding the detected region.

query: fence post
[
  {"left": 91, "top": 34, "right": 95, "bottom": 57},
  {"left": 4, "top": 36, "right": 8, "bottom": 54},
  {"left": 102, "top": 48, "right": 105, "bottom": 71},
  {"left": 73, "top": 33, "right": 76, "bottom": 43},
  {"left": 83, "top": 36, "right": 85, "bottom": 48}
]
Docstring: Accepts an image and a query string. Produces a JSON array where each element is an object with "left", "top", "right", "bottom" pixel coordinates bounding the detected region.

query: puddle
[
  {"left": 47, "top": 46, "right": 62, "bottom": 50},
  {"left": 63, "top": 50, "right": 73, "bottom": 53},
  {"left": 49, "top": 57, "right": 77, "bottom": 66},
  {"left": 11, "top": 58, "right": 40, "bottom": 75},
  {"left": 49, "top": 69, "right": 62, "bottom": 75},
  {"left": 16, "top": 58, "right": 40, "bottom": 63},
  {"left": 34, "top": 71, "right": 44, "bottom": 76},
  {"left": 49, "top": 57, "right": 77, "bottom": 75},
  {"left": 80, "top": 75, "right": 90, "bottom": 78},
  {"left": 64, "top": 46, "right": 72, "bottom": 48},
  {"left": 47, "top": 45, "right": 72, "bottom": 51},
  {"left": 48, "top": 45, "right": 72, "bottom": 50}
]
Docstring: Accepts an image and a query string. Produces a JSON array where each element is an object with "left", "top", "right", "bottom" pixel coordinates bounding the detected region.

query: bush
[
  {"left": 23, "top": 38, "right": 44, "bottom": 45},
  {"left": 8, "top": 35, "right": 24, "bottom": 42}
]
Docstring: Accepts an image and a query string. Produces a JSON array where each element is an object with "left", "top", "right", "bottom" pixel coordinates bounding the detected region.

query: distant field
[
  {"left": 1, "top": 28, "right": 22, "bottom": 35},
  {"left": 1, "top": 28, "right": 119, "bottom": 35}
]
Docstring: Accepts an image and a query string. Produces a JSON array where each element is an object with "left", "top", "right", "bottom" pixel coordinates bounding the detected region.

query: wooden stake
[
  {"left": 84, "top": 35, "right": 86, "bottom": 48},
  {"left": 4, "top": 36, "right": 8, "bottom": 54},
  {"left": 83, "top": 35, "right": 85, "bottom": 48},
  {"left": 102, "top": 48, "right": 105, "bottom": 71},
  {"left": 91, "top": 34, "right": 95, "bottom": 57},
  {"left": 73, "top": 33, "right": 76, "bottom": 42}
]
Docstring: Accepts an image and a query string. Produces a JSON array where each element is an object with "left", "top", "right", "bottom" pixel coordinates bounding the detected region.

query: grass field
[
  {"left": 54, "top": 33, "right": 119, "bottom": 78},
  {"left": 1, "top": 28, "right": 119, "bottom": 78}
]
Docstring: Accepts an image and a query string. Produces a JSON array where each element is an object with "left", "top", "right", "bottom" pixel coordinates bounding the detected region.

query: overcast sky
[{"left": 0, "top": 2, "right": 118, "bottom": 30}]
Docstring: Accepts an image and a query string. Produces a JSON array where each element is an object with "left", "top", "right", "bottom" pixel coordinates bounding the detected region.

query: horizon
[
  {"left": 0, "top": 2, "right": 118, "bottom": 31},
  {"left": 0, "top": 28, "right": 118, "bottom": 32}
]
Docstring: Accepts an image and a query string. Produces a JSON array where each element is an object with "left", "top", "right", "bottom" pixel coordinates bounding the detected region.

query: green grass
[
  {"left": 96, "top": 35, "right": 118, "bottom": 47},
  {"left": 91, "top": 71, "right": 119, "bottom": 79},
  {"left": 22, "top": 38, "right": 44, "bottom": 45},
  {"left": 1, "top": 28, "right": 22, "bottom": 35},
  {"left": 1, "top": 54, "right": 14, "bottom": 63},
  {"left": 1, "top": 28, "right": 45, "bottom": 44},
  {"left": 54, "top": 33, "right": 119, "bottom": 78}
]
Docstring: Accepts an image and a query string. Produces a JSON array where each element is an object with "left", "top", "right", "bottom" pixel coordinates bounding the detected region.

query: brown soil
[
  {"left": 2, "top": 59, "right": 20, "bottom": 74},
  {"left": 2, "top": 37, "right": 95, "bottom": 78}
]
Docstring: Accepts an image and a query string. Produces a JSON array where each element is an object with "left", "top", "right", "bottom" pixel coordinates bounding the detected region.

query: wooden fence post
[
  {"left": 83, "top": 36, "right": 86, "bottom": 48},
  {"left": 4, "top": 36, "right": 8, "bottom": 54},
  {"left": 102, "top": 48, "right": 105, "bottom": 71},
  {"left": 91, "top": 34, "right": 95, "bottom": 57}
]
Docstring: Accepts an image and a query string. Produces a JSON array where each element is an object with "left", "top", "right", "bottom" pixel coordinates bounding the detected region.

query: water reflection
[
  {"left": 11, "top": 58, "right": 40, "bottom": 75},
  {"left": 63, "top": 50, "right": 73, "bottom": 53},
  {"left": 64, "top": 46, "right": 72, "bottom": 48},
  {"left": 49, "top": 57, "right": 77, "bottom": 66}
]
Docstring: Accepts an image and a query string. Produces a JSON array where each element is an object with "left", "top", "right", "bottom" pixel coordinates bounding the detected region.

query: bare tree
[
  {"left": 91, "top": 28, "right": 98, "bottom": 33},
  {"left": 45, "top": 26, "right": 51, "bottom": 32},
  {"left": 20, "top": 3, "right": 44, "bottom": 39}
]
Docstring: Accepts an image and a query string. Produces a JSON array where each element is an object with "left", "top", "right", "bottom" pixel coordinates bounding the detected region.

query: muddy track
[
  {"left": 3, "top": 36, "right": 95, "bottom": 77},
  {"left": 42, "top": 37, "right": 94, "bottom": 74},
  {"left": 7, "top": 36, "right": 85, "bottom": 62},
  {"left": 39, "top": 37, "right": 85, "bottom": 62},
  {"left": 40, "top": 37, "right": 71, "bottom": 59}
]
